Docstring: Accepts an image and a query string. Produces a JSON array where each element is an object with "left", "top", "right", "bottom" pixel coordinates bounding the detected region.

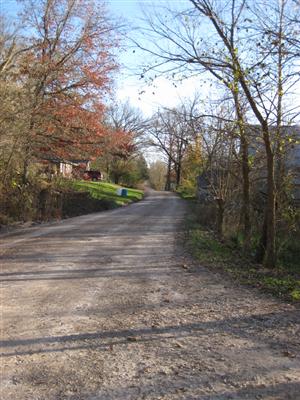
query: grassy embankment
[
  {"left": 60, "top": 180, "right": 144, "bottom": 218},
  {"left": 0, "top": 180, "right": 144, "bottom": 227},
  {"left": 181, "top": 196, "right": 300, "bottom": 303},
  {"left": 71, "top": 181, "right": 143, "bottom": 206}
]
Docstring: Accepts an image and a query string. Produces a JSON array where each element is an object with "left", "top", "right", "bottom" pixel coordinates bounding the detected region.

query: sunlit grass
[{"left": 72, "top": 181, "right": 144, "bottom": 206}]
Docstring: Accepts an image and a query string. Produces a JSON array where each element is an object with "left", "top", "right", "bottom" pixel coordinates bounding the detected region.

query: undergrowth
[{"left": 185, "top": 202, "right": 300, "bottom": 303}]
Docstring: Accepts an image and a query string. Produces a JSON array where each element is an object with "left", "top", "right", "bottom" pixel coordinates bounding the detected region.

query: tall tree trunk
[
  {"left": 175, "top": 161, "right": 181, "bottom": 189},
  {"left": 165, "top": 156, "right": 172, "bottom": 191},
  {"left": 233, "top": 90, "right": 251, "bottom": 246},
  {"left": 237, "top": 71, "right": 277, "bottom": 267},
  {"left": 22, "top": 145, "right": 30, "bottom": 185},
  {"left": 275, "top": 0, "right": 285, "bottom": 213},
  {"left": 216, "top": 198, "right": 225, "bottom": 239},
  {"left": 255, "top": 129, "right": 276, "bottom": 268},
  {"left": 240, "top": 135, "right": 251, "bottom": 244},
  {"left": 263, "top": 126, "right": 276, "bottom": 268},
  {"left": 256, "top": 204, "right": 267, "bottom": 263}
]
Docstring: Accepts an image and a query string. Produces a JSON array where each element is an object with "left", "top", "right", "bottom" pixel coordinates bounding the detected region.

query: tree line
[
  {"left": 142, "top": 0, "right": 300, "bottom": 268},
  {"left": 1, "top": 0, "right": 299, "bottom": 269},
  {"left": 0, "top": 0, "right": 147, "bottom": 222}
]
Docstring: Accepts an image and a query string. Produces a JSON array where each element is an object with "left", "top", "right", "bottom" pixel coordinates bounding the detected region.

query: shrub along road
[{"left": 0, "top": 191, "right": 299, "bottom": 399}]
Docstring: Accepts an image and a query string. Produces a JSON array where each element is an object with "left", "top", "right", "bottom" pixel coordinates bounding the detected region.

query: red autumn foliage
[{"left": 19, "top": 0, "right": 120, "bottom": 162}]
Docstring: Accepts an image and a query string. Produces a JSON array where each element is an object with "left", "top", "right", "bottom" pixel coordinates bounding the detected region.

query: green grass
[
  {"left": 72, "top": 181, "right": 144, "bottom": 206},
  {"left": 277, "top": 236, "right": 300, "bottom": 275},
  {"left": 176, "top": 186, "right": 196, "bottom": 200},
  {"left": 184, "top": 204, "right": 300, "bottom": 302}
]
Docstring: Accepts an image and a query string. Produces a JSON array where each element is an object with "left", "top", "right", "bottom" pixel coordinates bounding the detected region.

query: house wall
[
  {"left": 248, "top": 125, "right": 300, "bottom": 202},
  {"left": 196, "top": 125, "right": 300, "bottom": 204},
  {"left": 59, "top": 163, "right": 73, "bottom": 177}
]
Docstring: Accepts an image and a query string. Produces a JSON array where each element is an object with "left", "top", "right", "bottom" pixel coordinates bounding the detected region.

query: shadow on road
[{"left": 1, "top": 309, "right": 299, "bottom": 357}]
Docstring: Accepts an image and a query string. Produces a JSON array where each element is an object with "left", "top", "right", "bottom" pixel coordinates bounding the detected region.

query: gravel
[{"left": 1, "top": 191, "right": 299, "bottom": 399}]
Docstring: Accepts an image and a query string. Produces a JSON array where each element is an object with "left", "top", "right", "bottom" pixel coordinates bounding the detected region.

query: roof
[{"left": 40, "top": 157, "right": 90, "bottom": 165}]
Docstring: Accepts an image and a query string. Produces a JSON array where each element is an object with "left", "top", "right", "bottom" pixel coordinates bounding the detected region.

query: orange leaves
[
  {"left": 17, "top": 0, "right": 120, "bottom": 162},
  {"left": 104, "top": 129, "right": 136, "bottom": 160},
  {"left": 81, "top": 66, "right": 108, "bottom": 89}
]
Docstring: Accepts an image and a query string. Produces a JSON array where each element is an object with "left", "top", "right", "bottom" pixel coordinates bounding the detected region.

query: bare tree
[
  {"left": 105, "top": 100, "right": 149, "bottom": 149},
  {"left": 148, "top": 160, "right": 167, "bottom": 190},
  {"left": 148, "top": 105, "right": 196, "bottom": 190},
  {"left": 135, "top": 0, "right": 300, "bottom": 267}
]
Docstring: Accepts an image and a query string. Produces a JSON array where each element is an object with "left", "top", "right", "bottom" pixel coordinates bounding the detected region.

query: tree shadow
[
  {"left": 1, "top": 309, "right": 299, "bottom": 358},
  {"left": 63, "top": 380, "right": 300, "bottom": 400},
  {"left": 0, "top": 267, "right": 181, "bottom": 282}
]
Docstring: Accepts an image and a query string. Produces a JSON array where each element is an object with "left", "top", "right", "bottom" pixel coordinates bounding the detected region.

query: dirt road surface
[{"left": 1, "top": 191, "right": 299, "bottom": 399}]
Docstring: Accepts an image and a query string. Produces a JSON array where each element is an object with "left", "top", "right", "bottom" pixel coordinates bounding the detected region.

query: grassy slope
[{"left": 72, "top": 181, "right": 144, "bottom": 206}]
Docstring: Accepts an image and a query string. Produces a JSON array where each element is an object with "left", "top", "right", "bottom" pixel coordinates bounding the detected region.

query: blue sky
[
  {"left": 108, "top": 0, "right": 142, "bottom": 18},
  {"left": 2, "top": 0, "right": 298, "bottom": 119},
  {"left": 0, "top": 0, "right": 19, "bottom": 16},
  {"left": 0, "top": 0, "right": 201, "bottom": 116},
  {"left": 106, "top": 0, "right": 202, "bottom": 116}
]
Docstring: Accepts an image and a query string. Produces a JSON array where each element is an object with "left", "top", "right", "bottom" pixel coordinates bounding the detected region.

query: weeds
[{"left": 185, "top": 202, "right": 300, "bottom": 303}]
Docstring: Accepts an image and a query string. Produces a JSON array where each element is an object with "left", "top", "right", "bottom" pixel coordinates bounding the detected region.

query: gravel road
[{"left": 1, "top": 191, "right": 299, "bottom": 400}]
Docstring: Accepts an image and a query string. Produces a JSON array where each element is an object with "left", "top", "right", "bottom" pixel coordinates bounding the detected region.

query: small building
[
  {"left": 248, "top": 125, "right": 300, "bottom": 204},
  {"left": 196, "top": 125, "right": 300, "bottom": 205},
  {"left": 40, "top": 157, "right": 91, "bottom": 178}
]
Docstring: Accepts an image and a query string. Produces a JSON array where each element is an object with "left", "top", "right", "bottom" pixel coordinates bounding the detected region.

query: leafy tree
[
  {"left": 0, "top": 0, "right": 121, "bottom": 222},
  {"left": 180, "top": 136, "right": 203, "bottom": 198},
  {"left": 17, "top": 0, "right": 118, "bottom": 181},
  {"left": 98, "top": 101, "right": 149, "bottom": 185}
]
